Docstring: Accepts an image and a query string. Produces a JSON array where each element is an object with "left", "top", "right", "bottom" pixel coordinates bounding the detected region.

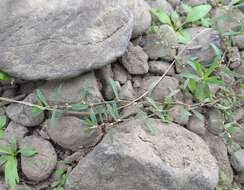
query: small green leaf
[
  {"left": 108, "top": 128, "right": 115, "bottom": 144},
  {"left": 106, "top": 103, "right": 120, "bottom": 120},
  {"left": 30, "top": 107, "right": 43, "bottom": 117},
  {"left": 0, "top": 146, "right": 12, "bottom": 155},
  {"left": 185, "top": 5, "right": 211, "bottom": 23},
  {"left": 176, "top": 31, "right": 192, "bottom": 44},
  {"left": 204, "top": 57, "right": 221, "bottom": 78},
  {"left": 0, "top": 71, "right": 11, "bottom": 81},
  {"left": 178, "top": 73, "right": 201, "bottom": 81},
  {"left": 35, "top": 89, "right": 49, "bottom": 107},
  {"left": 170, "top": 11, "right": 181, "bottom": 28},
  {"left": 195, "top": 82, "right": 210, "bottom": 101},
  {"left": 18, "top": 148, "right": 37, "bottom": 157},
  {"left": 0, "top": 116, "right": 7, "bottom": 129},
  {"left": 70, "top": 104, "right": 89, "bottom": 111},
  {"left": 187, "top": 59, "right": 204, "bottom": 77},
  {"left": 188, "top": 79, "right": 197, "bottom": 94},
  {"left": 90, "top": 110, "right": 98, "bottom": 125},
  {"left": 4, "top": 156, "right": 19, "bottom": 189},
  {"left": 108, "top": 78, "right": 119, "bottom": 99},
  {"left": 0, "top": 156, "right": 7, "bottom": 166},
  {"left": 179, "top": 107, "right": 192, "bottom": 124},
  {"left": 181, "top": 3, "right": 192, "bottom": 13},
  {"left": 50, "top": 111, "right": 57, "bottom": 128},
  {"left": 150, "top": 8, "right": 172, "bottom": 25},
  {"left": 201, "top": 17, "right": 212, "bottom": 28},
  {"left": 204, "top": 76, "right": 224, "bottom": 85},
  {"left": 210, "top": 43, "right": 222, "bottom": 57}
]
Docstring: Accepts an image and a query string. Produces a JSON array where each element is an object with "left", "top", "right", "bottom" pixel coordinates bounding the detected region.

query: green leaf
[
  {"left": 0, "top": 156, "right": 8, "bottom": 166},
  {"left": 179, "top": 107, "right": 192, "bottom": 124},
  {"left": 176, "top": 31, "right": 192, "bottom": 44},
  {"left": 108, "top": 128, "right": 115, "bottom": 144},
  {"left": 52, "top": 85, "right": 62, "bottom": 105},
  {"left": 204, "top": 57, "right": 221, "bottom": 78},
  {"left": 90, "top": 110, "right": 98, "bottom": 125},
  {"left": 70, "top": 104, "right": 89, "bottom": 111},
  {"left": 185, "top": 5, "right": 211, "bottom": 23},
  {"left": 35, "top": 89, "right": 49, "bottom": 107},
  {"left": 0, "top": 146, "right": 12, "bottom": 155},
  {"left": 178, "top": 73, "right": 201, "bottom": 81},
  {"left": 4, "top": 156, "right": 19, "bottom": 189},
  {"left": 50, "top": 111, "right": 57, "bottom": 128},
  {"left": 0, "top": 71, "right": 11, "bottom": 81},
  {"left": 195, "top": 82, "right": 210, "bottom": 101},
  {"left": 30, "top": 107, "right": 43, "bottom": 117},
  {"left": 170, "top": 11, "right": 181, "bottom": 28},
  {"left": 187, "top": 59, "right": 204, "bottom": 77},
  {"left": 188, "top": 79, "right": 197, "bottom": 94},
  {"left": 181, "top": 3, "right": 192, "bottom": 13},
  {"left": 106, "top": 103, "right": 120, "bottom": 120},
  {"left": 18, "top": 148, "right": 37, "bottom": 157},
  {"left": 204, "top": 76, "right": 224, "bottom": 85},
  {"left": 108, "top": 78, "right": 119, "bottom": 99},
  {"left": 0, "top": 116, "right": 7, "bottom": 129},
  {"left": 210, "top": 43, "right": 222, "bottom": 57},
  {"left": 150, "top": 8, "right": 172, "bottom": 25},
  {"left": 201, "top": 17, "right": 212, "bottom": 27}
]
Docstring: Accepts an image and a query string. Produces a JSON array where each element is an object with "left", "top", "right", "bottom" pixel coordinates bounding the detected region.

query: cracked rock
[{"left": 65, "top": 119, "right": 219, "bottom": 190}]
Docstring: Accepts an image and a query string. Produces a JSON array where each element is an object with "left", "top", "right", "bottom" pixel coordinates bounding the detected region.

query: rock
[
  {"left": 65, "top": 119, "right": 219, "bottom": 190},
  {"left": 227, "top": 46, "right": 241, "bottom": 69},
  {"left": 20, "top": 135, "right": 57, "bottom": 182},
  {"left": 148, "top": 61, "right": 175, "bottom": 75},
  {"left": 143, "top": 25, "right": 177, "bottom": 61},
  {"left": 119, "top": 81, "right": 137, "bottom": 100},
  {"left": 40, "top": 72, "right": 103, "bottom": 104},
  {"left": 112, "top": 64, "right": 128, "bottom": 84},
  {"left": 138, "top": 76, "right": 179, "bottom": 101},
  {"left": 120, "top": 0, "right": 151, "bottom": 38},
  {"left": 231, "top": 123, "right": 244, "bottom": 148},
  {"left": 230, "top": 149, "right": 244, "bottom": 172},
  {"left": 145, "top": 0, "right": 174, "bottom": 14},
  {"left": 1, "top": 88, "right": 16, "bottom": 98},
  {"left": 227, "top": 142, "right": 241, "bottom": 155},
  {"left": 168, "top": 0, "right": 181, "bottom": 8},
  {"left": 122, "top": 43, "right": 149, "bottom": 75},
  {"left": 234, "top": 108, "right": 244, "bottom": 123},
  {"left": 169, "top": 105, "right": 190, "bottom": 126},
  {"left": 44, "top": 116, "right": 102, "bottom": 151},
  {"left": 212, "top": 7, "right": 244, "bottom": 34},
  {"left": 6, "top": 93, "right": 45, "bottom": 127},
  {"left": 96, "top": 64, "right": 114, "bottom": 100},
  {"left": 203, "top": 132, "right": 233, "bottom": 187},
  {"left": 4, "top": 122, "right": 28, "bottom": 145},
  {"left": 206, "top": 109, "right": 224, "bottom": 135},
  {"left": 176, "top": 27, "right": 221, "bottom": 72},
  {"left": 237, "top": 172, "right": 244, "bottom": 184},
  {"left": 0, "top": 179, "right": 7, "bottom": 190},
  {"left": 232, "top": 35, "right": 244, "bottom": 50},
  {"left": 187, "top": 115, "right": 206, "bottom": 136},
  {"left": 0, "top": 0, "right": 133, "bottom": 80}
]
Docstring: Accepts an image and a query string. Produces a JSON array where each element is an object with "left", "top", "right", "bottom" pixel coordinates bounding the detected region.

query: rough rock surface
[
  {"left": 20, "top": 135, "right": 57, "bottom": 182},
  {"left": 6, "top": 93, "right": 45, "bottom": 127},
  {"left": 232, "top": 123, "right": 244, "bottom": 148},
  {"left": 4, "top": 122, "right": 28, "bottom": 144},
  {"left": 148, "top": 61, "right": 175, "bottom": 75},
  {"left": 206, "top": 109, "right": 224, "bottom": 135},
  {"left": 40, "top": 72, "right": 103, "bottom": 104},
  {"left": 122, "top": 43, "right": 149, "bottom": 75},
  {"left": 187, "top": 115, "right": 206, "bottom": 136},
  {"left": 45, "top": 116, "right": 102, "bottom": 151},
  {"left": 0, "top": 0, "right": 134, "bottom": 80},
  {"left": 230, "top": 149, "right": 244, "bottom": 172},
  {"left": 65, "top": 119, "right": 219, "bottom": 190}
]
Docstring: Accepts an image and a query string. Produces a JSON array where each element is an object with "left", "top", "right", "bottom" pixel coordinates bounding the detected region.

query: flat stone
[
  {"left": 0, "top": 0, "right": 133, "bottom": 80},
  {"left": 65, "top": 119, "right": 219, "bottom": 190}
]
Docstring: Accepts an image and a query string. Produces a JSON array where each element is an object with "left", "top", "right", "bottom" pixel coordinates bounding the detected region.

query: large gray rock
[
  {"left": 0, "top": 0, "right": 134, "bottom": 80},
  {"left": 44, "top": 116, "right": 102, "bottom": 151},
  {"left": 65, "top": 119, "right": 219, "bottom": 190},
  {"left": 6, "top": 93, "right": 45, "bottom": 127},
  {"left": 40, "top": 72, "right": 103, "bottom": 104},
  {"left": 20, "top": 135, "right": 57, "bottom": 182}
]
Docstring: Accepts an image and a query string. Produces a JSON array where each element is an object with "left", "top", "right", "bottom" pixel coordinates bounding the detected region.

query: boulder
[
  {"left": 20, "top": 135, "right": 57, "bottom": 182},
  {"left": 0, "top": 0, "right": 133, "bottom": 80},
  {"left": 6, "top": 93, "right": 45, "bottom": 127},
  {"left": 65, "top": 119, "right": 219, "bottom": 190},
  {"left": 44, "top": 116, "right": 102, "bottom": 151}
]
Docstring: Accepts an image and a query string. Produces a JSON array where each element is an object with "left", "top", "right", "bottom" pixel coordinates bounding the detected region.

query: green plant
[
  {"left": 52, "top": 168, "right": 68, "bottom": 190},
  {"left": 0, "top": 70, "right": 11, "bottom": 81},
  {"left": 150, "top": 4, "right": 212, "bottom": 44},
  {"left": 0, "top": 116, "right": 7, "bottom": 139},
  {"left": 0, "top": 139, "right": 37, "bottom": 189}
]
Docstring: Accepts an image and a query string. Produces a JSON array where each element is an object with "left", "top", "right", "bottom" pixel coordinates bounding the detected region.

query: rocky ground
[{"left": 0, "top": 0, "right": 243, "bottom": 190}]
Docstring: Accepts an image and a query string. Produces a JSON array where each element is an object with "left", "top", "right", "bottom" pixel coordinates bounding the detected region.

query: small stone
[
  {"left": 227, "top": 46, "right": 241, "bottom": 69},
  {"left": 143, "top": 25, "right": 177, "bottom": 61},
  {"left": 187, "top": 115, "right": 206, "bottom": 136},
  {"left": 231, "top": 123, "right": 244, "bottom": 148},
  {"left": 148, "top": 61, "right": 175, "bottom": 75},
  {"left": 112, "top": 64, "right": 128, "bottom": 84},
  {"left": 230, "top": 149, "right": 244, "bottom": 172},
  {"left": 45, "top": 116, "right": 102, "bottom": 151},
  {"left": 4, "top": 122, "right": 28, "bottom": 145},
  {"left": 235, "top": 51, "right": 244, "bottom": 75},
  {"left": 122, "top": 43, "right": 149, "bottom": 75},
  {"left": 206, "top": 109, "right": 224, "bottom": 135},
  {"left": 6, "top": 93, "right": 45, "bottom": 127},
  {"left": 119, "top": 81, "right": 137, "bottom": 100},
  {"left": 40, "top": 72, "right": 103, "bottom": 104},
  {"left": 20, "top": 135, "right": 57, "bottom": 182},
  {"left": 138, "top": 76, "right": 179, "bottom": 101},
  {"left": 169, "top": 105, "right": 190, "bottom": 126},
  {"left": 204, "top": 132, "right": 233, "bottom": 187}
]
